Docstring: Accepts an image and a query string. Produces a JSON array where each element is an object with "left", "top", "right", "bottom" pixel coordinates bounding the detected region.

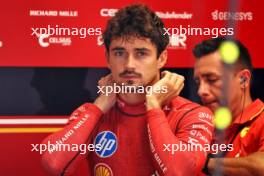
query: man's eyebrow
[
  {"left": 135, "top": 48, "right": 151, "bottom": 52},
  {"left": 201, "top": 73, "right": 215, "bottom": 77},
  {"left": 111, "top": 47, "right": 125, "bottom": 51},
  {"left": 193, "top": 72, "right": 218, "bottom": 80}
]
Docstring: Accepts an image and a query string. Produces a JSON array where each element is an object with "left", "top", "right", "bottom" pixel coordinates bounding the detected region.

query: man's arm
[
  {"left": 146, "top": 71, "right": 214, "bottom": 176},
  {"left": 147, "top": 105, "right": 214, "bottom": 176},
  {"left": 41, "top": 75, "right": 116, "bottom": 176},
  {"left": 208, "top": 152, "right": 264, "bottom": 176},
  {"left": 41, "top": 103, "right": 103, "bottom": 176}
]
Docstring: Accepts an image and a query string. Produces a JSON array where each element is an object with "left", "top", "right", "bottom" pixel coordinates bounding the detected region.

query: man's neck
[
  {"left": 232, "top": 92, "right": 253, "bottom": 121},
  {"left": 118, "top": 93, "right": 146, "bottom": 105}
]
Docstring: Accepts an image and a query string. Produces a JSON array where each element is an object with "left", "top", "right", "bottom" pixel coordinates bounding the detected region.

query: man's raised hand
[
  {"left": 94, "top": 74, "right": 117, "bottom": 113},
  {"left": 146, "top": 71, "right": 185, "bottom": 110}
]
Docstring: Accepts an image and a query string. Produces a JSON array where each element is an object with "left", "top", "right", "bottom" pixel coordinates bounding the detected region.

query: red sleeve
[
  {"left": 259, "top": 114, "right": 264, "bottom": 152},
  {"left": 147, "top": 106, "right": 214, "bottom": 176},
  {"left": 41, "top": 103, "right": 102, "bottom": 176}
]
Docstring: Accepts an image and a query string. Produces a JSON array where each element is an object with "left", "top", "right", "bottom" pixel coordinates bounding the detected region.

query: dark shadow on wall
[
  {"left": 0, "top": 67, "right": 262, "bottom": 115},
  {"left": 251, "top": 69, "right": 264, "bottom": 101},
  {"left": 31, "top": 68, "right": 92, "bottom": 115}
]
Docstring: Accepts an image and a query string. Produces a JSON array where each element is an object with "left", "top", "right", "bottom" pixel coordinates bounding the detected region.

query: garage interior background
[{"left": 0, "top": 0, "right": 263, "bottom": 175}]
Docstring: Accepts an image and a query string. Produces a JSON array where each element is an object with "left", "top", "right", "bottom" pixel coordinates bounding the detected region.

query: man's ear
[
  {"left": 157, "top": 50, "right": 168, "bottom": 69},
  {"left": 238, "top": 69, "right": 251, "bottom": 89}
]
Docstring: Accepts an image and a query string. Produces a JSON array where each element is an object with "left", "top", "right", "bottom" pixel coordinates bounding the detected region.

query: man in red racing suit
[{"left": 41, "top": 4, "right": 214, "bottom": 176}]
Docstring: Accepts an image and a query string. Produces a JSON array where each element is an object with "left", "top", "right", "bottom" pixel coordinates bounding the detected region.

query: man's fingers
[
  {"left": 173, "top": 75, "right": 185, "bottom": 89},
  {"left": 165, "top": 73, "right": 185, "bottom": 90},
  {"left": 176, "top": 83, "right": 184, "bottom": 95},
  {"left": 170, "top": 73, "right": 178, "bottom": 85},
  {"left": 161, "top": 70, "right": 171, "bottom": 79},
  {"left": 161, "top": 71, "right": 167, "bottom": 78},
  {"left": 163, "top": 81, "right": 184, "bottom": 105},
  {"left": 147, "top": 71, "right": 185, "bottom": 107},
  {"left": 98, "top": 74, "right": 114, "bottom": 87}
]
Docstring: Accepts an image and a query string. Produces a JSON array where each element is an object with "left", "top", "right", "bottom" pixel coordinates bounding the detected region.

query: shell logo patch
[
  {"left": 94, "top": 163, "right": 113, "bottom": 176},
  {"left": 240, "top": 127, "right": 250, "bottom": 138}
]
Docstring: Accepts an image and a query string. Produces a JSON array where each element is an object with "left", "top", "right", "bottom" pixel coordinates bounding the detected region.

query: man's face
[
  {"left": 107, "top": 36, "right": 166, "bottom": 87},
  {"left": 194, "top": 51, "right": 242, "bottom": 113}
]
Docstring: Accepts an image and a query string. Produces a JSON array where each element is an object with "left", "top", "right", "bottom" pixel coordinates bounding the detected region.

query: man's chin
[
  {"left": 121, "top": 80, "right": 144, "bottom": 87},
  {"left": 205, "top": 102, "right": 219, "bottom": 112}
]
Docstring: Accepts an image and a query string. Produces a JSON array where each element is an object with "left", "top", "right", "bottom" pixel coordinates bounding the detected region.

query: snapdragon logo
[{"left": 94, "top": 131, "right": 118, "bottom": 158}]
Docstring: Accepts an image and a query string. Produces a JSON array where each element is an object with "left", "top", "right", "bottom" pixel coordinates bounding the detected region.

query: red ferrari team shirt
[
  {"left": 42, "top": 96, "right": 214, "bottom": 176},
  {"left": 223, "top": 99, "right": 264, "bottom": 157}
]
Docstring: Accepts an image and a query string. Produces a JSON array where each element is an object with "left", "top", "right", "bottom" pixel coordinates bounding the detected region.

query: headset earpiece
[{"left": 240, "top": 76, "right": 247, "bottom": 84}]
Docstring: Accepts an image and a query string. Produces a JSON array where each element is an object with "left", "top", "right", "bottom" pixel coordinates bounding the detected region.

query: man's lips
[
  {"left": 119, "top": 71, "right": 141, "bottom": 78},
  {"left": 203, "top": 100, "right": 218, "bottom": 106},
  {"left": 120, "top": 74, "right": 140, "bottom": 79},
  {"left": 122, "top": 76, "right": 138, "bottom": 79}
]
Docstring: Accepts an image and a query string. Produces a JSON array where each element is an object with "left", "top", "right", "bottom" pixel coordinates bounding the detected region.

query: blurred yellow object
[
  {"left": 219, "top": 41, "right": 239, "bottom": 64},
  {"left": 214, "top": 107, "right": 232, "bottom": 130}
]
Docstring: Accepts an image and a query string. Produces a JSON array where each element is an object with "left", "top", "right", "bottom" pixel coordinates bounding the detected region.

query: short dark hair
[
  {"left": 103, "top": 4, "right": 169, "bottom": 57},
  {"left": 193, "top": 37, "right": 253, "bottom": 73}
]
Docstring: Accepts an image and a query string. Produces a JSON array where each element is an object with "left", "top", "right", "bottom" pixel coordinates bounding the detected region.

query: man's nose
[
  {"left": 198, "top": 82, "right": 210, "bottom": 98},
  {"left": 125, "top": 55, "right": 136, "bottom": 69}
]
